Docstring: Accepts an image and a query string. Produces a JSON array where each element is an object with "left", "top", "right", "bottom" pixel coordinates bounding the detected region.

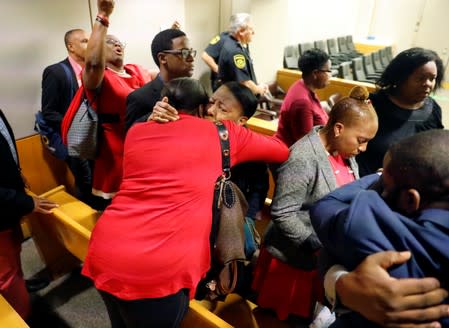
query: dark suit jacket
[
  {"left": 41, "top": 58, "right": 79, "bottom": 130},
  {"left": 125, "top": 76, "right": 164, "bottom": 133},
  {"left": 0, "top": 110, "right": 34, "bottom": 231}
]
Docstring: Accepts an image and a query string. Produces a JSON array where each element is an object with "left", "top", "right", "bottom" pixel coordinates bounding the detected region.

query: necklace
[{"left": 107, "top": 67, "right": 130, "bottom": 77}]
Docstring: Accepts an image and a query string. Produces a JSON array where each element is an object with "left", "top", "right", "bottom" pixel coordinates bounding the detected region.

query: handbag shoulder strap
[{"left": 215, "top": 121, "right": 231, "bottom": 175}]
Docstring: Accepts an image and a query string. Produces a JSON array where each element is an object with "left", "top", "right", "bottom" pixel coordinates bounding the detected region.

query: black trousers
[
  {"left": 99, "top": 288, "right": 190, "bottom": 328},
  {"left": 65, "top": 156, "right": 92, "bottom": 204}
]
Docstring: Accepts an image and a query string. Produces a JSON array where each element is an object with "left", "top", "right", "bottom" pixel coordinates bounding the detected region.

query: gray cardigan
[{"left": 264, "top": 126, "right": 359, "bottom": 269}]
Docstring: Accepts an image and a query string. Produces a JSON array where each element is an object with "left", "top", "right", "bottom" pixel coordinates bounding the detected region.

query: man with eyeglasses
[
  {"left": 125, "top": 28, "right": 195, "bottom": 132},
  {"left": 217, "top": 13, "right": 267, "bottom": 97}
]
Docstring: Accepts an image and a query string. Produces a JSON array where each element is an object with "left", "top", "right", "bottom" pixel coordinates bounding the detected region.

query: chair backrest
[
  {"left": 337, "top": 36, "right": 349, "bottom": 53},
  {"left": 372, "top": 51, "right": 384, "bottom": 71},
  {"left": 338, "top": 62, "right": 353, "bottom": 80},
  {"left": 346, "top": 35, "right": 356, "bottom": 51},
  {"left": 283, "top": 45, "right": 299, "bottom": 69},
  {"left": 363, "top": 54, "right": 376, "bottom": 76},
  {"left": 298, "top": 42, "right": 314, "bottom": 56},
  {"left": 314, "top": 40, "right": 328, "bottom": 53},
  {"left": 327, "top": 38, "right": 339, "bottom": 55},
  {"left": 379, "top": 48, "right": 390, "bottom": 67},
  {"left": 351, "top": 57, "right": 367, "bottom": 81},
  {"left": 385, "top": 46, "right": 393, "bottom": 62}
]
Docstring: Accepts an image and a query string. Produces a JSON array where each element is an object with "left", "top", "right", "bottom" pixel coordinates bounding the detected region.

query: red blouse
[
  {"left": 275, "top": 80, "right": 328, "bottom": 147},
  {"left": 327, "top": 153, "right": 355, "bottom": 187},
  {"left": 84, "top": 65, "right": 145, "bottom": 199},
  {"left": 82, "top": 115, "right": 289, "bottom": 300}
]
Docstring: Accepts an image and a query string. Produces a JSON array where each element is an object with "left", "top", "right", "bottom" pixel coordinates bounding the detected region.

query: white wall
[
  {"left": 1, "top": 1, "right": 91, "bottom": 138},
  {"left": 250, "top": 0, "right": 372, "bottom": 83},
  {"left": 2, "top": 0, "right": 448, "bottom": 138}
]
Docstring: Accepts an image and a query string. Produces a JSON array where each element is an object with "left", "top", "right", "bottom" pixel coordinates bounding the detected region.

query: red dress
[
  {"left": 84, "top": 65, "right": 145, "bottom": 199},
  {"left": 252, "top": 153, "right": 355, "bottom": 320},
  {"left": 82, "top": 116, "right": 289, "bottom": 300},
  {"left": 275, "top": 80, "right": 328, "bottom": 147}
]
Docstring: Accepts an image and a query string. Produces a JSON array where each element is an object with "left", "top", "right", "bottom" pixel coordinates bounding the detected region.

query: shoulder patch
[
  {"left": 233, "top": 54, "right": 246, "bottom": 69},
  {"left": 209, "top": 35, "right": 220, "bottom": 45}
]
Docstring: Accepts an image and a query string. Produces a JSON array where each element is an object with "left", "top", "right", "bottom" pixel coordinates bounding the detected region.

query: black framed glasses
[
  {"left": 161, "top": 48, "right": 197, "bottom": 59},
  {"left": 105, "top": 39, "right": 126, "bottom": 49}
]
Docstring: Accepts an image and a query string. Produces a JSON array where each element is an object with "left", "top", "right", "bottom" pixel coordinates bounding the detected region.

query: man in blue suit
[
  {"left": 41, "top": 29, "right": 92, "bottom": 204},
  {"left": 311, "top": 129, "right": 449, "bottom": 327}
]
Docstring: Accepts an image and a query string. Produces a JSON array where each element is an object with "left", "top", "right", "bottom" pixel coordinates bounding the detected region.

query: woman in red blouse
[
  {"left": 82, "top": 78, "right": 289, "bottom": 327},
  {"left": 275, "top": 49, "right": 332, "bottom": 147}
]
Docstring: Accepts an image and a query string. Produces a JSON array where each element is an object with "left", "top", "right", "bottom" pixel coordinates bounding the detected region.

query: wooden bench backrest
[
  {"left": 0, "top": 295, "right": 29, "bottom": 328},
  {"left": 16, "top": 134, "right": 75, "bottom": 195}
]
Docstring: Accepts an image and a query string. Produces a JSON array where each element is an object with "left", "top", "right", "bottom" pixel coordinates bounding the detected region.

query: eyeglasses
[
  {"left": 161, "top": 48, "right": 197, "bottom": 59},
  {"left": 317, "top": 69, "right": 332, "bottom": 73},
  {"left": 105, "top": 39, "right": 126, "bottom": 49}
]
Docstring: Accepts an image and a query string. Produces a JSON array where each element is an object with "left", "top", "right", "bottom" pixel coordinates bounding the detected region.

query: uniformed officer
[
  {"left": 217, "top": 13, "right": 267, "bottom": 96},
  {"left": 202, "top": 31, "right": 230, "bottom": 91}
]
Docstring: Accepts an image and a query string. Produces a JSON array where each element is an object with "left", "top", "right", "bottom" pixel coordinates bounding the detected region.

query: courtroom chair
[
  {"left": 371, "top": 51, "right": 385, "bottom": 73},
  {"left": 338, "top": 62, "right": 353, "bottom": 80},
  {"left": 379, "top": 48, "right": 390, "bottom": 67},
  {"left": 362, "top": 54, "right": 382, "bottom": 80},
  {"left": 298, "top": 42, "right": 314, "bottom": 56},
  {"left": 385, "top": 46, "right": 394, "bottom": 62},
  {"left": 327, "top": 38, "right": 352, "bottom": 62},
  {"left": 345, "top": 35, "right": 363, "bottom": 56},
  {"left": 351, "top": 57, "right": 376, "bottom": 84},
  {"left": 337, "top": 36, "right": 358, "bottom": 59},
  {"left": 283, "top": 45, "right": 299, "bottom": 70}
]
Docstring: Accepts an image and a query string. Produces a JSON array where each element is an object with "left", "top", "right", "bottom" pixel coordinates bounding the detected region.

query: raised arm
[{"left": 83, "top": 0, "right": 114, "bottom": 90}]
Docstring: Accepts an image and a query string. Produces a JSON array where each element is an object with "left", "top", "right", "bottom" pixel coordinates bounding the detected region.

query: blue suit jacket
[{"left": 311, "top": 174, "right": 449, "bottom": 327}]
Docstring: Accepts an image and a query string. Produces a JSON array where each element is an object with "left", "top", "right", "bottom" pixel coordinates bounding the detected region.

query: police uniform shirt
[
  {"left": 218, "top": 36, "right": 257, "bottom": 84},
  {"left": 204, "top": 31, "right": 230, "bottom": 62}
]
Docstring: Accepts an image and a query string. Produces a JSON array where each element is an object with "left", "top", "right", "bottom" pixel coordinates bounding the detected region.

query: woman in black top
[{"left": 357, "top": 47, "right": 444, "bottom": 176}]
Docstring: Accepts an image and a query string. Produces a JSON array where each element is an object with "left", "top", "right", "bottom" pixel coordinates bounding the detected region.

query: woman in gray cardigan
[{"left": 252, "top": 86, "right": 378, "bottom": 324}]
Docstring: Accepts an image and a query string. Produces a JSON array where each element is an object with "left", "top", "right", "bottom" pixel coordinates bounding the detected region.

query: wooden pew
[
  {"left": 16, "top": 133, "right": 74, "bottom": 239},
  {"left": 0, "top": 295, "right": 29, "bottom": 328},
  {"left": 276, "top": 68, "right": 376, "bottom": 101}
]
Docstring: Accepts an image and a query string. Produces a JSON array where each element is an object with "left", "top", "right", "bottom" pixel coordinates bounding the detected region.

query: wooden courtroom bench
[{"left": 0, "top": 295, "right": 29, "bottom": 328}]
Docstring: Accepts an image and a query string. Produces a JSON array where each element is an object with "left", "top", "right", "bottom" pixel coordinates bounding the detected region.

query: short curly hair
[
  {"left": 151, "top": 29, "right": 186, "bottom": 67},
  {"left": 298, "top": 49, "right": 330, "bottom": 76}
]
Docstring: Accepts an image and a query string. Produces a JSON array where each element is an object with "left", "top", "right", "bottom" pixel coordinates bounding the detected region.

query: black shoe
[{"left": 26, "top": 278, "right": 50, "bottom": 293}]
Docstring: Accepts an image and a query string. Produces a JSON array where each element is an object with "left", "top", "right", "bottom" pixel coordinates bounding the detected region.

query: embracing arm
[
  {"left": 225, "top": 120, "right": 288, "bottom": 165},
  {"left": 336, "top": 251, "right": 449, "bottom": 328}
]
